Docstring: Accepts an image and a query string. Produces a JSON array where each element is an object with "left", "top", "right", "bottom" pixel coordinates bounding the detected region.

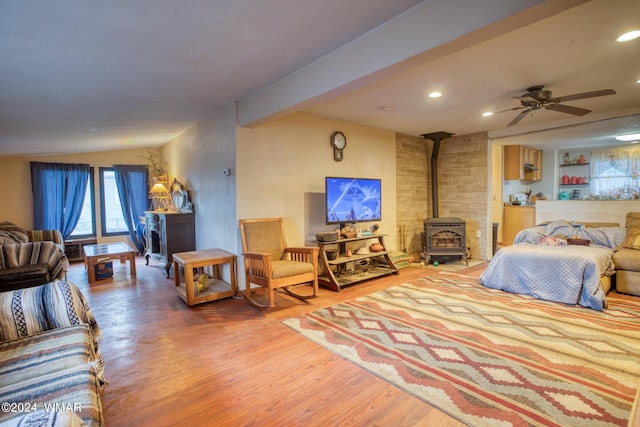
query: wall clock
[{"left": 330, "top": 131, "right": 347, "bottom": 162}]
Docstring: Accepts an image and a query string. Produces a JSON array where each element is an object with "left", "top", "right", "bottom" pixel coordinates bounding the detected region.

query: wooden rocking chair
[{"left": 239, "top": 217, "right": 319, "bottom": 308}]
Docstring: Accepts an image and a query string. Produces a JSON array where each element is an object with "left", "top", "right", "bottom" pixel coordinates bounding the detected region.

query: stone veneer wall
[
  {"left": 395, "top": 131, "right": 490, "bottom": 262},
  {"left": 436, "top": 132, "right": 489, "bottom": 260},
  {"left": 395, "top": 132, "right": 432, "bottom": 261}
]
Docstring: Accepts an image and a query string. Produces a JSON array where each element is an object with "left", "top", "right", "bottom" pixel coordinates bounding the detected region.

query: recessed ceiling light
[
  {"left": 378, "top": 106, "right": 394, "bottom": 112},
  {"left": 481, "top": 111, "right": 494, "bottom": 117},
  {"left": 616, "top": 30, "right": 640, "bottom": 42},
  {"left": 615, "top": 132, "right": 640, "bottom": 141},
  {"left": 428, "top": 91, "right": 442, "bottom": 98}
]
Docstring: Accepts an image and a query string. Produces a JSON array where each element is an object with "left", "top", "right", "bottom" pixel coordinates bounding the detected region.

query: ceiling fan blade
[
  {"left": 494, "top": 106, "right": 526, "bottom": 114},
  {"left": 552, "top": 88, "right": 616, "bottom": 103},
  {"left": 545, "top": 103, "right": 591, "bottom": 116},
  {"left": 507, "top": 109, "right": 531, "bottom": 126}
]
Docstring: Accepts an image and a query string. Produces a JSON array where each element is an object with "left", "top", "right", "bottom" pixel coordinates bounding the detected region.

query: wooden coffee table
[{"left": 84, "top": 242, "right": 137, "bottom": 284}]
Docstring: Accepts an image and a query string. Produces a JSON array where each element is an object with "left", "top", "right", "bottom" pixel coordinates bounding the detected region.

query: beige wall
[
  {"left": 491, "top": 143, "right": 504, "bottom": 245},
  {"left": 236, "top": 112, "right": 398, "bottom": 249},
  {"left": 162, "top": 104, "right": 238, "bottom": 254},
  {"left": 1, "top": 108, "right": 493, "bottom": 271},
  {"left": 0, "top": 148, "right": 153, "bottom": 246}
]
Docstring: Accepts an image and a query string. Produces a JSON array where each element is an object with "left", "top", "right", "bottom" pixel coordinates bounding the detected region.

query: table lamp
[{"left": 149, "top": 182, "right": 170, "bottom": 211}]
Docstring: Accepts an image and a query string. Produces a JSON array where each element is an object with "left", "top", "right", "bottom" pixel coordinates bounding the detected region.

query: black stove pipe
[{"left": 421, "top": 131, "right": 454, "bottom": 218}]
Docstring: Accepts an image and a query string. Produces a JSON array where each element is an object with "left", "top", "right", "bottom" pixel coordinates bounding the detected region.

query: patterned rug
[{"left": 284, "top": 272, "right": 640, "bottom": 426}]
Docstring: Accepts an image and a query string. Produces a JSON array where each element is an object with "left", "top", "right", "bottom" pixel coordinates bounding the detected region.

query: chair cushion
[
  {"left": 243, "top": 221, "right": 285, "bottom": 260},
  {"left": 626, "top": 212, "right": 640, "bottom": 230},
  {"left": 271, "top": 260, "right": 314, "bottom": 279},
  {"left": 623, "top": 226, "right": 640, "bottom": 249},
  {"left": 613, "top": 248, "right": 640, "bottom": 271},
  {"left": 615, "top": 270, "right": 640, "bottom": 296}
]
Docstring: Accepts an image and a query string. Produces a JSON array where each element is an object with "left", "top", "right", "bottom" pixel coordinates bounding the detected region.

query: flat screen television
[{"left": 325, "top": 177, "right": 381, "bottom": 225}]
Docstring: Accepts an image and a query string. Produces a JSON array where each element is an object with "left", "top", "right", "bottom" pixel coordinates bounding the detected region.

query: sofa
[
  {"left": 0, "top": 222, "right": 68, "bottom": 292},
  {"left": 612, "top": 212, "right": 640, "bottom": 297},
  {"left": 0, "top": 280, "right": 105, "bottom": 427}
]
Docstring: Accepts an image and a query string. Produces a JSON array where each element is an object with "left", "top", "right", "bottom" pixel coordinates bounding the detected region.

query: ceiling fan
[{"left": 498, "top": 85, "right": 616, "bottom": 126}]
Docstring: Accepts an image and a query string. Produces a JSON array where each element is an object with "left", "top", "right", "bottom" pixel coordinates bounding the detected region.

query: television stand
[{"left": 315, "top": 234, "right": 398, "bottom": 291}]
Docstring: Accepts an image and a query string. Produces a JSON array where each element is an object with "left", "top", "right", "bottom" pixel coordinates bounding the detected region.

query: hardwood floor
[
  {"left": 66, "top": 258, "right": 480, "bottom": 426},
  {"left": 66, "top": 258, "right": 638, "bottom": 426}
]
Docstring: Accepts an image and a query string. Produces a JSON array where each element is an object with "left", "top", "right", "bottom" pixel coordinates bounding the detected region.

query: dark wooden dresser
[{"left": 144, "top": 211, "right": 195, "bottom": 277}]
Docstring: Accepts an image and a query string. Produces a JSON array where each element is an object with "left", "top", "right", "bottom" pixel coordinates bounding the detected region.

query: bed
[{"left": 480, "top": 220, "right": 627, "bottom": 310}]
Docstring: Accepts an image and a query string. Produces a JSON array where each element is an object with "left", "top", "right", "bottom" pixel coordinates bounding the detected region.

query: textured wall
[
  {"left": 395, "top": 131, "right": 490, "bottom": 262},
  {"left": 437, "top": 132, "right": 490, "bottom": 260},
  {"left": 395, "top": 133, "right": 432, "bottom": 261},
  {"left": 162, "top": 104, "right": 238, "bottom": 255}
]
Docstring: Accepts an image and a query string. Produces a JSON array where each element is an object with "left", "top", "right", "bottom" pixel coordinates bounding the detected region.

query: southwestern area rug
[{"left": 284, "top": 272, "right": 640, "bottom": 426}]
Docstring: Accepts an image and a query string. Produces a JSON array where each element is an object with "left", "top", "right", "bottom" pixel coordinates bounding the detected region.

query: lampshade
[{"left": 149, "top": 183, "right": 169, "bottom": 194}]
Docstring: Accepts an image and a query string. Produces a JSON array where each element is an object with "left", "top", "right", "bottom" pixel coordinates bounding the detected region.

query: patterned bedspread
[{"left": 480, "top": 243, "right": 615, "bottom": 310}]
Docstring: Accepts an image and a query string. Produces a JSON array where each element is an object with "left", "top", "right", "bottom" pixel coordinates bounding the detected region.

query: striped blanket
[
  {"left": 0, "top": 241, "right": 67, "bottom": 281},
  {"left": 0, "top": 325, "right": 104, "bottom": 426},
  {"left": 0, "top": 222, "right": 28, "bottom": 245},
  {"left": 0, "top": 280, "right": 104, "bottom": 383}
]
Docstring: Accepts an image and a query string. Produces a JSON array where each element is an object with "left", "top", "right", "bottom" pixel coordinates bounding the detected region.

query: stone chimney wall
[{"left": 395, "top": 131, "right": 489, "bottom": 262}]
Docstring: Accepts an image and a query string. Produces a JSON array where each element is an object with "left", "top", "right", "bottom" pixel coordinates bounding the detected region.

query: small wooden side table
[{"left": 172, "top": 248, "right": 237, "bottom": 306}]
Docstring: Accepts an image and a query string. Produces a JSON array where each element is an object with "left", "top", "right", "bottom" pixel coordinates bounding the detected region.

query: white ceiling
[{"left": 1, "top": 0, "right": 639, "bottom": 156}]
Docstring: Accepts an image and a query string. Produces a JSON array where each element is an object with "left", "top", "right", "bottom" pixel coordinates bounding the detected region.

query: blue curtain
[
  {"left": 113, "top": 164, "right": 149, "bottom": 253},
  {"left": 30, "top": 162, "right": 90, "bottom": 240}
]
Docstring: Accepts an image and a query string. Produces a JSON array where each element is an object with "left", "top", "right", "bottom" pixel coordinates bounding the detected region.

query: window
[
  {"left": 100, "top": 167, "right": 129, "bottom": 236},
  {"left": 69, "top": 167, "right": 96, "bottom": 238},
  {"left": 590, "top": 147, "right": 640, "bottom": 200}
]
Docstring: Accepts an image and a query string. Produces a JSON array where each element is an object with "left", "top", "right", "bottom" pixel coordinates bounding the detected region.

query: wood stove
[{"left": 423, "top": 218, "right": 467, "bottom": 265}]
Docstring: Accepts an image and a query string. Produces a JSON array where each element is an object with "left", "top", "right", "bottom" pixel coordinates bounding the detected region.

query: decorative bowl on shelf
[
  {"left": 326, "top": 250, "right": 339, "bottom": 260},
  {"left": 316, "top": 231, "right": 339, "bottom": 242}
]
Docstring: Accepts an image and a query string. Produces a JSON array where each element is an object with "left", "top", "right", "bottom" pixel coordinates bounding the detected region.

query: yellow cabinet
[
  {"left": 503, "top": 205, "right": 535, "bottom": 246},
  {"left": 504, "top": 145, "right": 542, "bottom": 181}
]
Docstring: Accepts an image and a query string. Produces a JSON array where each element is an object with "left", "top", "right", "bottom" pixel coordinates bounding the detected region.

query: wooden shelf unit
[{"left": 316, "top": 234, "right": 399, "bottom": 291}]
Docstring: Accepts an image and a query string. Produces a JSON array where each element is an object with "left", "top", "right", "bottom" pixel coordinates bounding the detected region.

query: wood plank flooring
[{"left": 65, "top": 258, "right": 638, "bottom": 426}]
